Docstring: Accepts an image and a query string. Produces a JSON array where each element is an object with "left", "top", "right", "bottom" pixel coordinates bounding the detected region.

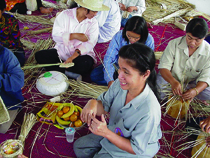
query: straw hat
[{"left": 74, "top": 0, "right": 110, "bottom": 11}]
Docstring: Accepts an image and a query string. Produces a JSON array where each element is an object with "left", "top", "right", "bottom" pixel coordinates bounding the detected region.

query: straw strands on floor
[
  {"left": 67, "top": 79, "right": 108, "bottom": 99},
  {"left": 24, "top": 38, "right": 55, "bottom": 84},
  {"left": 20, "top": 39, "right": 36, "bottom": 50},
  {"left": 42, "top": 0, "right": 68, "bottom": 10},
  {"left": 176, "top": 128, "right": 210, "bottom": 158},
  {"left": 7, "top": 12, "right": 53, "bottom": 25},
  {"left": 143, "top": 0, "right": 195, "bottom": 23},
  {"left": 26, "top": 27, "right": 52, "bottom": 35}
]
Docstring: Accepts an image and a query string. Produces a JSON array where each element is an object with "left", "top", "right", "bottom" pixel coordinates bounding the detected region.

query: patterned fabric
[
  {"left": 5, "top": 0, "right": 25, "bottom": 11},
  {"left": 0, "top": 13, "right": 23, "bottom": 50}
]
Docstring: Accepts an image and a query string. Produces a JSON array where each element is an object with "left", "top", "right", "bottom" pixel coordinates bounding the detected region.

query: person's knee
[{"left": 73, "top": 138, "right": 83, "bottom": 157}]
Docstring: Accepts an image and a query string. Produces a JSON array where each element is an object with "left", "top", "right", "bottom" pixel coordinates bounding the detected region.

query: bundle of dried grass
[
  {"left": 7, "top": 12, "right": 53, "bottom": 25},
  {"left": 42, "top": 0, "right": 68, "bottom": 9},
  {"left": 20, "top": 39, "right": 36, "bottom": 50},
  {"left": 143, "top": 0, "right": 195, "bottom": 24},
  {"left": 18, "top": 113, "right": 37, "bottom": 143},
  {"left": 0, "top": 113, "right": 36, "bottom": 157},
  {"left": 67, "top": 79, "right": 108, "bottom": 99},
  {"left": 27, "top": 27, "right": 52, "bottom": 35}
]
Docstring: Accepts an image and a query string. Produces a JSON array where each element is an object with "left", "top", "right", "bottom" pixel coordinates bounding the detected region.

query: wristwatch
[{"left": 75, "top": 49, "right": 81, "bottom": 56}]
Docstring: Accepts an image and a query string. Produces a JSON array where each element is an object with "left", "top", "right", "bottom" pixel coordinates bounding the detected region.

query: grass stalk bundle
[
  {"left": 27, "top": 27, "right": 52, "bottom": 35},
  {"left": 143, "top": 0, "right": 195, "bottom": 23},
  {"left": 0, "top": 113, "right": 36, "bottom": 157},
  {"left": 7, "top": 12, "right": 53, "bottom": 25},
  {"left": 67, "top": 79, "right": 108, "bottom": 99},
  {"left": 42, "top": 0, "right": 68, "bottom": 9},
  {"left": 20, "top": 39, "right": 36, "bottom": 50},
  {"left": 18, "top": 113, "right": 37, "bottom": 143},
  {"left": 22, "top": 63, "right": 60, "bottom": 70}
]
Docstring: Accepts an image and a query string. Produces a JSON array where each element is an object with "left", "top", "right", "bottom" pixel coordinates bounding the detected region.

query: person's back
[{"left": 95, "top": 0, "right": 121, "bottom": 43}]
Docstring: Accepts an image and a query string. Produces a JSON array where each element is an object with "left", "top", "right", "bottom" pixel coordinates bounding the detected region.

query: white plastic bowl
[{"left": 36, "top": 71, "right": 69, "bottom": 96}]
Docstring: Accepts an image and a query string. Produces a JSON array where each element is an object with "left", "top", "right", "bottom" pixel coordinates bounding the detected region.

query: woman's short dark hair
[
  {"left": 0, "top": 0, "right": 6, "bottom": 11},
  {"left": 119, "top": 43, "right": 160, "bottom": 101},
  {"left": 186, "top": 17, "right": 208, "bottom": 39},
  {"left": 122, "top": 16, "right": 148, "bottom": 44}
]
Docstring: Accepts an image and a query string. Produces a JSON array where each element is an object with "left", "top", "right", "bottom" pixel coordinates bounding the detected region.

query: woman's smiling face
[{"left": 118, "top": 57, "right": 148, "bottom": 92}]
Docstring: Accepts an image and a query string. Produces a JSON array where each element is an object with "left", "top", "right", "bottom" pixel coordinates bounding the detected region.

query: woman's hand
[
  {"left": 127, "top": 6, "right": 136, "bottom": 12},
  {"left": 200, "top": 116, "right": 210, "bottom": 133},
  {"left": 89, "top": 114, "right": 109, "bottom": 137},
  {"left": 119, "top": 3, "right": 126, "bottom": 11},
  {"left": 81, "top": 99, "right": 98, "bottom": 126},
  {"left": 171, "top": 80, "right": 182, "bottom": 96},
  {"left": 64, "top": 57, "right": 73, "bottom": 64},
  {"left": 182, "top": 88, "right": 197, "bottom": 101}
]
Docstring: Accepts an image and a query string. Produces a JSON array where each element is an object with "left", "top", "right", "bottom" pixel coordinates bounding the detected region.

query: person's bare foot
[{"left": 40, "top": 7, "right": 53, "bottom": 14}]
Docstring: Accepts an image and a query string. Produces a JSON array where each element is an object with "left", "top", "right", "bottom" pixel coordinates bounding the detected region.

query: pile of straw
[
  {"left": 24, "top": 38, "right": 55, "bottom": 83},
  {"left": 143, "top": 0, "right": 195, "bottom": 24},
  {"left": 67, "top": 79, "right": 108, "bottom": 99},
  {"left": 26, "top": 27, "right": 52, "bottom": 35},
  {"left": 7, "top": 12, "right": 53, "bottom": 25}
]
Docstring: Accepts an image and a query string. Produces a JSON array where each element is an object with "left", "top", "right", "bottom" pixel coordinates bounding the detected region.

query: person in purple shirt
[{"left": 90, "top": 16, "right": 154, "bottom": 87}]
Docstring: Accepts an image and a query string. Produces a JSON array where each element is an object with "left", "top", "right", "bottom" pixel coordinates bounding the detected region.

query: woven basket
[
  {"left": 0, "top": 139, "right": 23, "bottom": 158},
  {"left": 167, "top": 96, "right": 190, "bottom": 119},
  {"left": 191, "top": 133, "right": 210, "bottom": 158}
]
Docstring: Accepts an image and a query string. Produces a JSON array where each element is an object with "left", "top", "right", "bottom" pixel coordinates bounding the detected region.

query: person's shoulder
[
  {"left": 0, "top": 46, "right": 13, "bottom": 60},
  {"left": 60, "top": 8, "right": 75, "bottom": 17},
  {"left": 2, "top": 13, "right": 16, "bottom": 21},
  {"left": 203, "top": 40, "right": 210, "bottom": 53}
]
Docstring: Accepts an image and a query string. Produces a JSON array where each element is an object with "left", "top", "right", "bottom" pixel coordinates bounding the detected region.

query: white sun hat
[{"left": 74, "top": 0, "right": 110, "bottom": 11}]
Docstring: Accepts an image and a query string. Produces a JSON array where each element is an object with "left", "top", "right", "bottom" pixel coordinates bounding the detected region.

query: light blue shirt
[
  {"left": 103, "top": 30, "right": 155, "bottom": 83},
  {"left": 97, "top": 79, "right": 162, "bottom": 157},
  {"left": 95, "top": 0, "right": 121, "bottom": 43}
]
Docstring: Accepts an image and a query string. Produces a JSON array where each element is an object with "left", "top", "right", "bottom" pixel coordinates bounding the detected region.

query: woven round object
[
  {"left": 36, "top": 71, "right": 69, "bottom": 96},
  {"left": 0, "top": 139, "right": 23, "bottom": 158}
]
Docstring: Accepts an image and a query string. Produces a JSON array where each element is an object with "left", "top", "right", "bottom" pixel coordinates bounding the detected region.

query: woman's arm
[
  {"left": 70, "top": 33, "right": 88, "bottom": 42},
  {"left": 182, "top": 81, "right": 208, "bottom": 100},
  {"left": 159, "top": 68, "right": 182, "bottom": 96}
]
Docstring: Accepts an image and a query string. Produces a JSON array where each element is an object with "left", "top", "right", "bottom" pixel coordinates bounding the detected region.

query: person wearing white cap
[{"left": 35, "top": 0, "right": 109, "bottom": 80}]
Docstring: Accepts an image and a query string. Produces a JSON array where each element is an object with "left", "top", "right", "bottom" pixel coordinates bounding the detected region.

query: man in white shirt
[
  {"left": 95, "top": 0, "right": 121, "bottom": 43},
  {"left": 157, "top": 18, "right": 210, "bottom": 101}
]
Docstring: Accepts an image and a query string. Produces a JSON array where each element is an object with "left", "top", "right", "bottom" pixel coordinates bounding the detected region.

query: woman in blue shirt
[
  {"left": 90, "top": 16, "right": 154, "bottom": 87},
  {"left": 74, "top": 43, "right": 162, "bottom": 158}
]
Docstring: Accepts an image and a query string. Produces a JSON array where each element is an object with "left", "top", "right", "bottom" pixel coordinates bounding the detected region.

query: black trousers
[
  {"left": 10, "top": 0, "right": 43, "bottom": 14},
  {"left": 35, "top": 48, "right": 94, "bottom": 75}
]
